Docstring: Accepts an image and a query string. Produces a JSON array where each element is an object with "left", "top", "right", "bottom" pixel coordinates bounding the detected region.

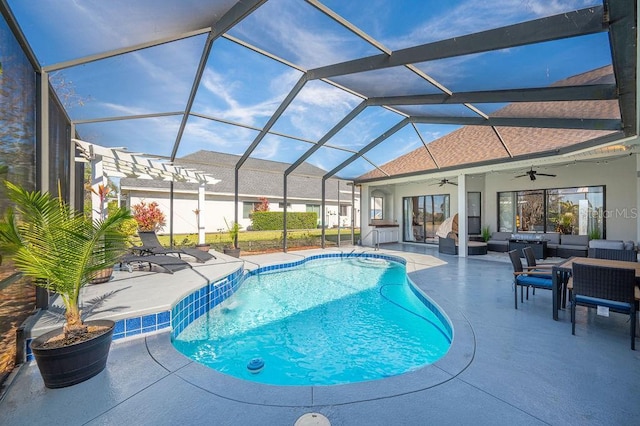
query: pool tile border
[
  {"left": 146, "top": 250, "right": 475, "bottom": 407},
  {"left": 24, "top": 252, "right": 451, "bottom": 364}
]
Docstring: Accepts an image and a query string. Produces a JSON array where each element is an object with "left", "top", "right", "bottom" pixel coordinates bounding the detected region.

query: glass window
[
  {"left": 278, "top": 202, "right": 291, "bottom": 209},
  {"left": 467, "top": 192, "right": 481, "bottom": 235},
  {"left": 547, "top": 186, "right": 604, "bottom": 237},
  {"left": 306, "top": 204, "right": 320, "bottom": 225},
  {"left": 243, "top": 201, "right": 260, "bottom": 219},
  {"left": 517, "top": 190, "right": 544, "bottom": 232},
  {"left": 498, "top": 186, "right": 604, "bottom": 237},
  {"left": 498, "top": 192, "right": 515, "bottom": 232},
  {"left": 370, "top": 196, "right": 383, "bottom": 219},
  {"left": 339, "top": 204, "right": 348, "bottom": 217}
]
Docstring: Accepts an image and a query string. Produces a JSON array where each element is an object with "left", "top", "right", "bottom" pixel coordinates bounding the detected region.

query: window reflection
[
  {"left": 498, "top": 186, "right": 604, "bottom": 237},
  {"left": 403, "top": 195, "right": 450, "bottom": 243}
]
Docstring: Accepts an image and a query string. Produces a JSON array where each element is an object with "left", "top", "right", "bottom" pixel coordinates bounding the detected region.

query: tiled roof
[
  {"left": 357, "top": 66, "right": 620, "bottom": 181},
  {"left": 121, "top": 151, "right": 352, "bottom": 201}
]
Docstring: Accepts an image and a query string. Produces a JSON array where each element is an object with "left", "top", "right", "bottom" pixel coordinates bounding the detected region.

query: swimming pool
[{"left": 172, "top": 254, "right": 452, "bottom": 386}]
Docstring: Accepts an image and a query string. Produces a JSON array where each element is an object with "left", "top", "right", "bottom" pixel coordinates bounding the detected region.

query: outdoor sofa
[
  {"left": 587, "top": 239, "right": 636, "bottom": 261},
  {"left": 487, "top": 231, "right": 589, "bottom": 258}
]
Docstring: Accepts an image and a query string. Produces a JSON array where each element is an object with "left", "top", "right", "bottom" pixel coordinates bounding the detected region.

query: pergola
[
  {"left": 74, "top": 139, "right": 220, "bottom": 244},
  {"left": 3, "top": 0, "right": 637, "bottom": 248}
]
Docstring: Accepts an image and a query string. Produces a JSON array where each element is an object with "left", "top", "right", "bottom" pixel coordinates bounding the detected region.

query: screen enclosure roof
[{"left": 4, "top": 0, "right": 637, "bottom": 183}]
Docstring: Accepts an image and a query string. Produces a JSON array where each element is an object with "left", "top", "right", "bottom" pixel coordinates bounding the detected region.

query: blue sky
[{"left": 8, "top": 0, "right": 611, "bottom": 179}]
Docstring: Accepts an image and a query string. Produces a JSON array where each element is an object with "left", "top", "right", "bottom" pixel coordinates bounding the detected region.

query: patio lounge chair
[
  {"left": 570, "top": 262, "right": 636, "bottom": 350},
  {"left": 508, "top": 249, "right": 553, "bottom": 309},
  {"left": 120, "top": 254, "right": 192, "bottom": 274},
  {"left": 134, "top": 230, "right": 215, "bottom": 263}
]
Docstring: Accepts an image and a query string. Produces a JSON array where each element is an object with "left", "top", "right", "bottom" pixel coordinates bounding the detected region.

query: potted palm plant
[
  {"left": 0, "top": 181, "right": 131, "bottom": 388},
  {"left": 86, "top": 182, "right": 115, "bottom": 283},
  {"left": 223, "top": 217, "right": 242, "bottom": 258}
]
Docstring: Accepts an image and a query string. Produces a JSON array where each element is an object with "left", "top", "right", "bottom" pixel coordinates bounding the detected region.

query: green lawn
[{"left": 155, "top": 228, "right": 360, "bottom": 252}]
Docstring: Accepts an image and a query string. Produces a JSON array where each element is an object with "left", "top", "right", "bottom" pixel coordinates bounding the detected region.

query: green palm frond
[{"left": 0, "top": 181, "right": 132, "bottom": 325}]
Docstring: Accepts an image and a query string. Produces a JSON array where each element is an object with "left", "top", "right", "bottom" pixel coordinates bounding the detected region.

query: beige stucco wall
[{"left": 360, "top": 153, "right": 639, "bottom": 245}]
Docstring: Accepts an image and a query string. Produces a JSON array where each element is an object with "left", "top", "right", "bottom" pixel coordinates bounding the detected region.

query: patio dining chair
[
  {"left": 570, "top": 262, "right": 636, "bottom": 350},
  {"left": 522, "top": 246, "right": 560, "bottom": 298},
  {"left": 134, "top": 230, "right": 215, "bottom": 263},
  {"left": 509, "top": 249, "right": 553, "bottom": 309}
]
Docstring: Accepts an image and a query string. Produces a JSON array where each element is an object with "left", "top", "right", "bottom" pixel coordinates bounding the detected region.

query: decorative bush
[
  {"left": 251, "top": 211, "right": 317, "bottom": 230},
  {"left": 131, "top": 201, "right": 166, "bottom": 232},
  {"left": 254, "top": 197, "right": 269, "bottom": 212}
]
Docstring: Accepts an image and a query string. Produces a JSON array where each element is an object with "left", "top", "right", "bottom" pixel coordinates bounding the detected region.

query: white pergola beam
[{"left": 74, "top": 139, "right": 220, "bottom": 185}]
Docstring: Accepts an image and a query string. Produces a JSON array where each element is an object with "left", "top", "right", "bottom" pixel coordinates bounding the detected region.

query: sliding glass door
[{"left": 403, "top": 194, "right": 450, "bottom": 243}]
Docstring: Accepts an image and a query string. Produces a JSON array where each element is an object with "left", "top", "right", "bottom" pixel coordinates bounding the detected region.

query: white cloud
[{"left": 386, "top": 0, "right": 596, "bottom": 49}]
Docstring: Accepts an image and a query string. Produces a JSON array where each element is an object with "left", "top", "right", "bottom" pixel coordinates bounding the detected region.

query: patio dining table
[{"left": 552, "top": 257, "right": 640, "bottom": 320}]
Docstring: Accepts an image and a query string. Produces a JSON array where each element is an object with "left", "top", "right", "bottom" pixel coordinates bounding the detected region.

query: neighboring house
[
  {"left": 120, "top": 151, "right": 360, "bottom": 235},
  {"left": 355, "top": 66, "right": 640, "bottom": 248}
]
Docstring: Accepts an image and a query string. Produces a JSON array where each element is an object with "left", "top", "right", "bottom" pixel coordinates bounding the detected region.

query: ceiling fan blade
[
  {"left": 536, "top": 173, "right": 556, "bottom": 177},
  {"left": 515, "top": 174, "right": 527, "bottom": 178},
  {"left": 450, "top": 182, "right": 458, "bottom": 186}
]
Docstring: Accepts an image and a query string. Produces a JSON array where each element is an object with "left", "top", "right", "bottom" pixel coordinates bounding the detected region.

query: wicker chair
[
  {"left": 587, "top": 248, "right": 637, "bottom": 262},
  {"left": 570, "top": 262, "right": 637, "bottom": 350},
  {"left": 522, "top": 246, "right": 555, "bottom": 275},
  {"left": 508, "top": 249, "right": 553, "bottom": 309}
]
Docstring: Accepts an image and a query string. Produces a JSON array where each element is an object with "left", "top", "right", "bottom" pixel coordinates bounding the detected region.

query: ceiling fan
[
  {"left": 431, "top": 178, "right": 458, "bottom": 186},
  {"left": 515, "top": 167, "right": 557, "bottom": 181}
]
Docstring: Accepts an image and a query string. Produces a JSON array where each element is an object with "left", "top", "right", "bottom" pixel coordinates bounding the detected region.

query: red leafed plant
[
  {"left": 255, "top": 197, "right": 269, "bottom": 212},
  {"left": 131, "top": 201, "right": 166, "bottom": 232}
]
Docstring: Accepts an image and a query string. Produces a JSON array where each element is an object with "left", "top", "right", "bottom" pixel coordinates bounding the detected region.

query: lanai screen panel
[
  {"left": 75, "top": 116, "right": 184, "bottom": 157},
  {"left": 8, "top": 0, "right": 237, "bottom": 65},
  {"left": 191, "top": 36, "right": 301, "bottom": 130},
  {"left": 325, "top": 107, "right": 404, "bottom": 151},
  {"left": 250, "top": 133, "right": 316, "bottom": 164},
  {"left": 414, "top": 33, "right": 614, "bottom": 93},
  {"left": 226, "top": 0, "right": 382, "bottom": 69},
  {"left": 305, "top": 145, "right": 357, "bottom": 176},
  {"left": 321, "top": 0, "right": 603, "bottom": 48},
  {"left": 176, "top": 116, "right": 261, "bottom": 158},
  {"left": 269, "top": 80, "right": 362, "bottom": 141},
  {"left": 363, "top": 125, "right": 428, "bottom": 167},
  {"left": 2, "top": 0, "right": 633, "bottom": 183},
  {"left": 330, "top": 67, "right": 442, "bottom": 98},
  {"left": 336, "top": 157, "right": 378, "bottom": 180},
  {"left": 57, "top": 36, "right": 205, "bottom": 122}
]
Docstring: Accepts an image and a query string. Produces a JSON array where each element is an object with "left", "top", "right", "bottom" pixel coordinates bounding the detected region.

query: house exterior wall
[
  {"left": 484, "top": 155, "right": 638, "bottom": 241},
  {"left": 124, "top": 188, "right": 359, "bottom": 235},
  {"left": 360, "top": 153, "right": 639, "bottom": 246}
]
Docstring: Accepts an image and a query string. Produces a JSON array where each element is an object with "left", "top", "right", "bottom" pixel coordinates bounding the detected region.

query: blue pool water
[{"left": 172, "top": 256, "right": 452, "bottom": 385}]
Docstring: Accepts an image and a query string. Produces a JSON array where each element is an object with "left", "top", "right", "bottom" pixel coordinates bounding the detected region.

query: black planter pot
[
  {"left": 30, "top": 319, "right": 115, "bottom": 389},
  {"left": 223, "top": 247, "right": 241, "bottom": 258}
]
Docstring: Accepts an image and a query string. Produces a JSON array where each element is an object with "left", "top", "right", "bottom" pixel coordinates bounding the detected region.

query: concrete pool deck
[{"left": 1, "top": 244, "right": 639, "bottom": 425}]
